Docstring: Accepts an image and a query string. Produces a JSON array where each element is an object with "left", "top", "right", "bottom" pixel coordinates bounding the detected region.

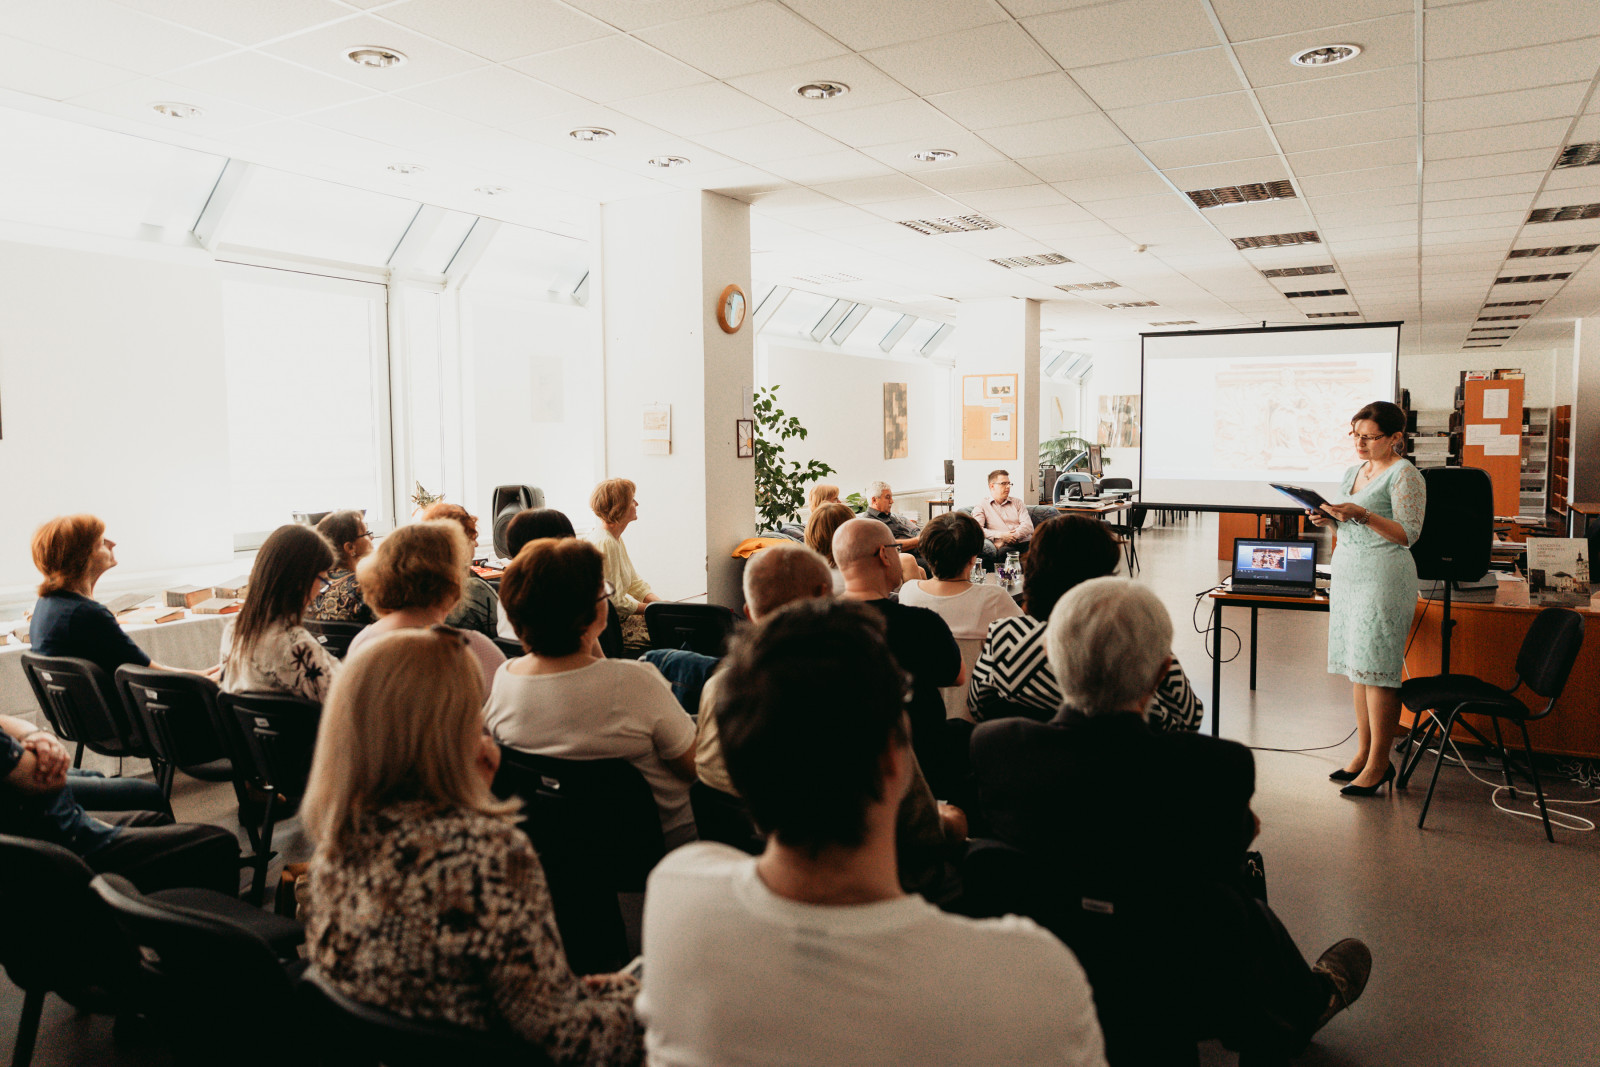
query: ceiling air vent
[
  {"left": 1507, "top": 244, "right": 1598, "bottom": 258},
  {"left": 1185, "top": 180, "right": 1297, "bottom": 209},
  {"left": 1470, "top": 335, "right": 1512, "bottom": 341},
  {"left": 1261, "top": 264, "right": 1336, "bottom": 278},
  {"left": 790, "top": 271, "right": 862, "bottom": 285},
  {"left": 1231, "top": 230, "right": 1320, "bottom": 249},
  {"left": 1148, "top": 320, "right": 1199, "bottom": 326},
  {"left": 1555, "top": 143, "right": 1600, "bottom": 169},
  {"left": 1282, "top": 288, "right": 1349, "bottom": 298},
  {"left": 896, "top": 214, "right": 1001, "bottom": 235},
  {"left": 1103, "top": 301, "right": 1159, "bottom": 308},
  {"left": 1056, "top": 281, "right": 1120, "bottom": 292},
  {"left": 1477, "top": 314, "right": 1531, "bottom": 321},
  {"left": 1482, "top": 299, "right": 1543, "bottom": 307},
  {"left": 1307, "top": 311, "right": 1360, "bottom": 318},
  {"left": 1495, "top": 273, "right": 1571, "bottom": 283},
  {"left": 1527, "top": 203, "right": 1600, "bottom": 223},
  {"left": 989, "top": 252, "right": 1072, "bottom": 269},
  {"left": 1471, "top": 325, "right": 1517, "bottom": 331},
  {"left": 1464, "top": 343, "right": 1503, "bottom": 348}
]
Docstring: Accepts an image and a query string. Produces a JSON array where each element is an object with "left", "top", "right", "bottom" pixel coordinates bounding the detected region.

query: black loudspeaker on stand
[{"left": 1409, "top": 466, "right": 1493, "bottom": 674}]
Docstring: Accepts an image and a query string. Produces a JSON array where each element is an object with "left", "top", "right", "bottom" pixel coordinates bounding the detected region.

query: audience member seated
[
  {"left": 1, "top": 713, "right": 239, "bottom": 893},
  {"left": 221, "top": 524, "right": 341, "bottom": 703},
  {"left": 494, "top": 507, "right": 614, "bottom": 651},
  {"left": 302, "top": 629, "right": 642, "bottom": 1065},
  {"left": 834, "top": 519, "right": 962, "bottom": 798},
  {"left": 897, "top": 512, "right": 1023, "bottom": 718},
  {"left": 802, "top": 501, "right": 856, "bottom": 593},
  {"left": 28, "top": 514, "right": 193, "bottom": 675},
  {"left": 806, "top": 482, "right": 843, "bottom": 513},
  {"left": 971, "top": 579, "right": 1370, "bottom": 1064},
  {"left": 862, "top": 480, "right": 922, "bottom": 552},
  {"left": 420, "top": 503, "right": 500, "bottom": 640},
  {"left": 307, "top": 510, "right": 375, "bottom": 624},
  {"left": 347, "top": 521, "right": 504, "bottom": 692},
  {"left": 638, "top": 598, "right": 1106, "bottom": 1067},
  {"left": 585, "top": 477, "right": 661, "bottom": 650},
  {"left": 968, "top": 515, "right": 1201, "bottom": 730},
  {"left": 694, "top": 545, "right": 959, "bottom": 895},
  {"left": 486, "top": 538, "right": 697, "bottom": 847},
  {"left": 973, "top": 468, "right": 1034, "bottom": 565}
]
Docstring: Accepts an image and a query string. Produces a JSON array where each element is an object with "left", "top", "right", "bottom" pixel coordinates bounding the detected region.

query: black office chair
[
  {"left": 114, "top": 665, "right": 233, "bottom": 799},
  {"left": 90, "top": 873, "right": 308, "bottom": 1067},
  {"left": 301, "top": 618, "right": 366, "bottom": 658},
  {"left": 299, "top": 969, "right": 554, "bottom": 1067},
  {"left": 491, "top": 749, "right": 665, "bottom": 975},
  {"left": 1098, "top": 477, "right": 1141, "bottom": 573},
  {"left": 493, "top": 636, "right": 524, "bottom": 658},
  {"left": 20, "top": 652, "right": 156, "bottom": 769},
  {"left": 213, "top": 691, "right": 322, "bottom": 903},
  {"left": 643, "top": 602, "right": 737, "bottom": 656},
  {"left": 690, "top": 781, "right": 764, "bottom": 855},
  {"left": 1398, "top": 607, "right": 1586, "bottom": 841}
]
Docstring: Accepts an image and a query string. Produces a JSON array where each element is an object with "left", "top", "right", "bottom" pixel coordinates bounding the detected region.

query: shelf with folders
[
  {"left": 1520, "top": 407, "right": 1551, "bottom": 515},
  {"left": 1407, "top": 409, "right": 1454, "bottom": 469}
]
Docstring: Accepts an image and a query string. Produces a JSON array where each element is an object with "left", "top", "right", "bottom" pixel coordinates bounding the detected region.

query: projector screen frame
[{"left": 1136, "top": 321, "right": 1403, "bottom": 511}]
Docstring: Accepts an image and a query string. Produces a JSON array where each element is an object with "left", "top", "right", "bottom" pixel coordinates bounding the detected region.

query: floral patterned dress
[
  {"left": 219, "top": 617, "right": 341, "bottom": 703},
  {"left": 1326, "top": 459, "right": 1427, "bottom": 688},
  {"left": 306, "top": 567, "right": 374, "bottom": 625}
]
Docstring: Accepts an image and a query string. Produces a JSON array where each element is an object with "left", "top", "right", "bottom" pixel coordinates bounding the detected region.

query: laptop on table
[{"left": 1229, "top": 538, "right": 1319, "bottom": 598}]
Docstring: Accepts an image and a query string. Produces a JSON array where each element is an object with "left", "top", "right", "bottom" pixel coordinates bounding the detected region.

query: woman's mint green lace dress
[{"left": 1326, "top": 460, "right": 1427, "bottom": 688}]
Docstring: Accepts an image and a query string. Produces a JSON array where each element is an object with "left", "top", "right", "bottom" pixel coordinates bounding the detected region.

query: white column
[
  {"left": 953, "top": 298, "right": 1041, "bottom": 506},
  {"left": 600, "top": 191, "right": 755, "bottom": 609},
  {"left": 1571, "top": 317, "right": 1600, "bottom": 507}
]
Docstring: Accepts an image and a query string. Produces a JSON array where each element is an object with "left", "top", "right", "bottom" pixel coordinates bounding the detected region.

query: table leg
[
  {"left": 1210, "top": 599, "right": 1222, "bottom": 738},
  {"left": 1249, "top": 606, "right": 1258, "bottom": 690}
]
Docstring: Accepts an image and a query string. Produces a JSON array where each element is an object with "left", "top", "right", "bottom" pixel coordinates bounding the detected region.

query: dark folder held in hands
[{"left": 1269, "top": 483, "right": 1332, "bottom": 513}]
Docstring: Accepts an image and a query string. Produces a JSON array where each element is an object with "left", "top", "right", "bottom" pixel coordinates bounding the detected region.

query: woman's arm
[
  {"left": 1147, "top": 654, "right": 1203, "bottom": 733},
  {"left": 1318, "top": 501, "right": 1411, "bottom": 545}
]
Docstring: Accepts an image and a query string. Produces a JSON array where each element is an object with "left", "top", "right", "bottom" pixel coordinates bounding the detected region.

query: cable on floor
[
  {"left": 1423, "top": 737, "right": 1599, "bottom": 833},
  {"left": 1248, "top": 728, "right": 1358, "bottom": 755},
  {"left": 1191, "top": 583, "right": 1240, "bottom": 665}
]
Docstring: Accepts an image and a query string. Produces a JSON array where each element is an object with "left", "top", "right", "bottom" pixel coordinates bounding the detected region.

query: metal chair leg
[
  {"left": 1518, "top": 722, "right": 1555, "bottom": 843},
  {"left": 1398, "top": 715, "right": 1440, "bottom": 787},
  {"left": 1418, "top": 710, "right": 1459, "bottom": 830},
  {"left": 12, "top": 987, "right": 44, "bottom": 1067},
  {"left": 1489, "top": 717, "right": 1516, "bottom": 797},
  {"left": 249, "top": 804, "right": 278, "bottom": 905}
]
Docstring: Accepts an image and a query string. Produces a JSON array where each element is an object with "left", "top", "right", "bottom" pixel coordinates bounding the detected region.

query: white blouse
[{"left": 220, "top": 617, "right": 341, "bottom": 704}]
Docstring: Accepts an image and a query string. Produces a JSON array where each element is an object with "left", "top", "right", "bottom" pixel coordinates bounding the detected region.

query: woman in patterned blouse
[
  {"left": 968, "top": 514, "right": 1203, "bottom": 732},
  {"left": 220, "top": 523, "right": 341, "bottom": 704},
  {"left": 301, "top": 628, "right": 643, "bottom": 1065},
  {"left": 307, "top": 510, "right": 374, "bottom": 624}
]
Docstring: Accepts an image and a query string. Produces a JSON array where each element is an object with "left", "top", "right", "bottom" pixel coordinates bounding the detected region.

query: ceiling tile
[
  {"left": 1423, "top": 147, "right": 1555, "bottom": 182},
  {"left": 263, "top": 15, "right": 489, "bottom": 90},
  {"left": 1273, "top": 105, "right": 1416, "bottom": 154},
  {"left": 112, "top": 0, "right": 352, "bottom": 47},
  {"left": 1161, "top": 155, "right": 1289, "bottom": 189},
  {"left": 1319, "top": 203, "right": 1419, "bottom": 226},
  {"left": 1423, "top": 171, "right": 1544, "bottom": 201},
  {"left": 1425, "top": 38, "right": 1600, "bottom": 101},
  {"left": 806, "top": 173, "right": 935, "bottom": 204},
  {"left": 557, "top": 0, "right": 751, "bottom": 33},
  {"left": 802, "top": 98, "right": 968, "bottom": 147},
  {"left": 1425, "top": 0, "right": 1600, "bottom": 59},
  {"left": 6, "top": 0, "right": 234, "bottom": 76},
  {"left": 1070, "top": 48, "right": 1243, "bottom": 109},
  {"left": 0, "top": 33, "right": 140, "bottom": 100},
  {"left": 1053, "top": 171, "right": 1172, "bottom": 202},
  {"left": 1108, "top": 92, "right": 1261, "bottom": 142},
  {"left": 1287, "top": 137, "right": 1413, "bottom": 177},
  {"left": 1023, "top": 0, "right": 1218, "bottom": 68},
  {"left": 863, "top": 21, "right": 1057, "bottom": 96},
  {"left": 65, "top": 75, "right": 278, "bottom": 133},
  {"left": 726, "top": 54, "right": 915, "bottom": 117},
  {"left": 165, "top": 49, "right": 376, "bottom": 116},
  {"left": 397, "top": 66, "right": 584, "bottom": 130},
  {"left": 957, "top": 182, "right": 1069, "bottom": 210},
  {"left": 1420, "top": 192, "right": 1535, "bottom": 218},
  {"left": 1422, "top": 118, "right": 1569, "bottom": 159},
  {"left": 1546, "top": 164, "right": 1600, "bottom": 192},
  {"left": 925, "top": 73, "right": 1097, "bottom": 130},
  {"left": 1204, "top": 200, "right": 1317, "bottom": 236},
  {"left": 1532, "top": 184, "right": 1600, "bottom": 211},
  {"left": 1139, "top": 126, "right": 1278, "bottom": 169},
  {"left": 1424, "top": 82, "right": 1590, "bottom": 134},
  {"left": 983, "top": 202, "right": 1098, "bottom": 228},
  {"left": 1233, "top": 15, "right": 1414, "bottom": 89},
  {"left": 861, "top": 134, "right": 1008, "bottom": 170},
  {"left": 1086, "top": 192, "right": 1196, "bottom": 221},
  {"left": 1210, "top": 0, "right": 1410, "bottom": 42},
  {"left": 1422, "top": 210, "right": 1526, "bottom": 232},
  {"left": 1296, "top": 163, "right": 1415, "bottom": 196},
  {"left": 378, "top": 0, "right": 613, "bottom": 63},
  {"left": 635, "top": 1, "right": 848, "bottom": 80},
  {"left": 308, "top": 95, "right": 485, "bottom": 148},
  {"left": 611, "top": 81, "right": 787, "bottom": 136},
  {"left": 978, "top": 112, "right": 1127, "bottom": 157},
  {"left": 768, "top": 203, "right": 881, "bottom": 230},
  {"left": 858, "top": 193, "right": 972, "bottom": 218},
  {"left": 1020, "top": 144, "right": 1178, "bottom": 182},
  {"left": 761, "top": 148, "right": 896, "bottom": 184},
  {"left": 780, "top": 0, "right": 1002, "bottom": 51},
  {"left": 693, "top": 118, "right": 846, "bottom": 163},
  {"left": 916, "top": 161, "right": 1039, "bottom": 193},
  {"left": 508, "top": 35, "right": 708, "bottom": 102},
  {"left": 1255, "top": 65, "right": 1415, "bottom": 124},
  {"left": 509, "top": 104, "right": 679, "bottom": 150}
]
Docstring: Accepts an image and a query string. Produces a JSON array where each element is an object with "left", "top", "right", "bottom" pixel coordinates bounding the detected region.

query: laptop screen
[{"left": 1233, "top": 539, "right": 1316, "bottom": 586}]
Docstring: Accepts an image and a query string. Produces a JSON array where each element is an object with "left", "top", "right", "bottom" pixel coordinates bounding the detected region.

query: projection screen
[{"left": 1140, "top": 323, "right": 1401, "bottom": 510}]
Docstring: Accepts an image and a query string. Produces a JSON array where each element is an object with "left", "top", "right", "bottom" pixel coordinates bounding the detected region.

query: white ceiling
[{"left": 3, "top": 0, "right": 1600, "bottom": 353}]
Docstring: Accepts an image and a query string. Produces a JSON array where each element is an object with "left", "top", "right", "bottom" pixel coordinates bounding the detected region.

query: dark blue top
[
  {"left": 0, "top": 732, "right": 118, "bottom": 856},
  {"left": 30, "top": 591, "right": 151, "bottom": 677}
]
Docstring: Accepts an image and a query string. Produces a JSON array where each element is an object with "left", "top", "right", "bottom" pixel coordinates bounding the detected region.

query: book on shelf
[
  {"left": 119, "top": 605, "right": 186, "bottom": 626},
  {"left": 212, "top": 576, "right": 250, "bottom": 598},
  {"left": 163, "top": 585, "right": 210, "bottom": 608},
  {"left": 191, "top": 597, "right": 243, "bottom": 615}
]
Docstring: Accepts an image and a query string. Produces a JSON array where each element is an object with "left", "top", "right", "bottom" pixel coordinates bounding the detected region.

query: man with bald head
[{"left": 833, "top": 519, "right": 963, "bottom": 796}]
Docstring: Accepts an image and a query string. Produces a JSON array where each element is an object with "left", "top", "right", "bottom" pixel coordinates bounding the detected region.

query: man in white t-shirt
[{"left": 637, "top": 598, "right": 1106, "bottom": 1067}]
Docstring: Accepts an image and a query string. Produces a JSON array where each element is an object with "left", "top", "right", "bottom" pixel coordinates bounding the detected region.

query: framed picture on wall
[
  {"left": 736, "top": 418, "right": 754, "bottom": 458},
  {"left": 883, "top": 382, "right": 908, "bottom": 459}
]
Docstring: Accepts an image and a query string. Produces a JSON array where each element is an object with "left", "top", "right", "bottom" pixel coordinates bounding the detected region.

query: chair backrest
[
  {"left": 213, "top": 691, "right": 322, "bottom": 807},
  {"left": 689, "top": 781, "right": 764, "bottom": 856},
  {"left": 1099, "top": 477, "right": 1133, "bottom": 491},
  {"left": 114, "top": 665, "right": 228, "bottom": 772},
  {"left": 20, "top": 652, "right": 150, "bottom": 759},
  {"left": 493, "top": 636, "right": 524, "bottom": 659},
  {"left": 940, "top": 637, "right": 987, "bottom": 722},
  {"left": 300, "top": 618, "right": 366, "bottom": 659},
  {"left": 299, "top": 968, "right": 551, "bottom": 1067},
  {"left": 643, "top": 602, "right": 737, "bottom": 656},
  {"left": 0, "top": 835, "right": 140, "bottom": 1005},
  {"left": 1515, "top": 607, "right": 1586, "bottom": 701},
  {"left": 1588, "top": 516, "right": 1599, "bottom": 577}
]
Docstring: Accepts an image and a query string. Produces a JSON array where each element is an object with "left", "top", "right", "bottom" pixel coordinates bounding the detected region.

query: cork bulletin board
[{"left": 961, "top": 373, "right": 1016, "bottom": 461}]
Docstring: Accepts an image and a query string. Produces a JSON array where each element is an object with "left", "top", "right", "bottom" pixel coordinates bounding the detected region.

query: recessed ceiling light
[
  {"left": 475, "top": 185, "right": 508, "bottom": 196},
  {"left": 151, "top": 102, "right": 203, "bottom": 120},
  {"left": 647, "top": 156, "right": 690, "bottom": 168},
  {"left": 387, "top": 162, "right": 425, "bottom": 175},
  {"left": 794, "top": 82, "right": 849, "bottom": 101},
  {"left": 568, "top": 126, "right": 614, "bottom": 142},
  {"left": 345, "top": 46, "right": 407, "bottom": 69},
  {"left": 1290, "top": 44, "right": 1361, "bottom": 67},
  {"left": 910, "top": 149, "right": 958, "bottom": 163}
]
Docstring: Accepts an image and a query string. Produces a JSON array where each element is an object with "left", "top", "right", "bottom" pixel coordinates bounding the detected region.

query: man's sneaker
[{"left": 1311, "top": 938, "right": 1372, "bottom": 1031}]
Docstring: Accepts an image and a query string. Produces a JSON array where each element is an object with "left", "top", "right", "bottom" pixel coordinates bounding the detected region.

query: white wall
[
  {"left": 757, "top": 339, "right": 952, "bottom": 507},
  {"left": 1400, "top": 348, "right": 1559, "bottom": 411},
  {"left": 1081, "top": 337, "right": 1143, "bottom": 488},
  {"left": 0, "top": 231, "right": 233, "bottom": 597},
  {"left": 1039, "top": 379, "right": 1078, "bottom": 441}
]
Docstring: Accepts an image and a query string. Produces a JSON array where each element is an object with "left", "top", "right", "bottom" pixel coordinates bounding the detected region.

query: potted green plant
[
  {"left": 1039, "top": 433, "right": 1107, "bottom": 470},
  {"left": 753, "top": 385, "right": 836, "bottom": 532}
]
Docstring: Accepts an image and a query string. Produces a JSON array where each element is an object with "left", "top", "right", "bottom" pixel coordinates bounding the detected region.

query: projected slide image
[{"left": 1215, "top": 361, "right": 1376, "bottom": 475}]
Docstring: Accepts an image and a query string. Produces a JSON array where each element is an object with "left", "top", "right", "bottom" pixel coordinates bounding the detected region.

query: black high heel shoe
[
  {"left": 1328, "top": 768, "right": 1359, "bottom": 782},
  {"left": 1340, "top": 763, "right": 1395, "bottom": 797}
]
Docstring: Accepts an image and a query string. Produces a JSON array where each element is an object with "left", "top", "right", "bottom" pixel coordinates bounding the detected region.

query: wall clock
[{"left": 717, "top": 283, "right": 747, "bottom": 334}]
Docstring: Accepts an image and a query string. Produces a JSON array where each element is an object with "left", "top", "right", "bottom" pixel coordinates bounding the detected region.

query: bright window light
[
  {"left": 222, "top": 167, "right": 420, "bottom": 265},
  {"left": 464, "top": 223, "right": 588, "bottom": 296},
  {"left": 898, "top": 317, "right": 946, "bottom": 353},
  {"left": 400, "top": 287, "right": 446, "bottom": 496},
  {"left": 848, "top": 307, "right": 904, "bottom": 349},
  {"left": 408, "top": 209, "right": 478, "bottom": 274},
  {"left": 760, "top": 290, "right": 837, "bottom": 338}
]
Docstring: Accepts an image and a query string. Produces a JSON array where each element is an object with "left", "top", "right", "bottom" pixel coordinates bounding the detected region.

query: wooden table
[
  {"left": 1206, "top": 588, "right": 1330, "bottom": 738},
  {"left": 927, "top": 498, "right": 955, "bottom": 521},
  {"left": 1568, "top": 501, "right": 1599, "bottom": 537}
]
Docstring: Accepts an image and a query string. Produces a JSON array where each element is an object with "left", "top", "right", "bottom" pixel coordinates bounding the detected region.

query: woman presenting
[{"left": 1306, "top": 401, "right": 1426, "bottom": 797}]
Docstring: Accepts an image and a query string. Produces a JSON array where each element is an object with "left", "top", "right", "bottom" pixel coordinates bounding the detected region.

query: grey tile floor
[{"left": 5, "top": 512, "right": 1598, "bottom": 1066}]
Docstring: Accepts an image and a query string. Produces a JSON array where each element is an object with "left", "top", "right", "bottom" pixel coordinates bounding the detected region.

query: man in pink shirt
[{"left": 974, "top": 469, "right": 1034, "bottom": 565}]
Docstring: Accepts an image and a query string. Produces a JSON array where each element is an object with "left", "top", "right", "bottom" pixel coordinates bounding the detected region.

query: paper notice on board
[
  {"left": 1464, "top": 424, "right": 1497, "bottom": 446},
  {"left": 1482, "top": 388, "right": 1510, "bottom": 419},
  {"left": 989, "top": 412, "right": 1011, "bottom": 441},
  {"left": 1482, "top": 433, "right": 1519, "bottom": 456}
]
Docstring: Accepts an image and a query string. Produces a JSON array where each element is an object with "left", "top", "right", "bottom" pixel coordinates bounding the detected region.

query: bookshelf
[
  {"left": 1551, "top": 405, "right": 1571, "bottom": 516},
  {"left": 1520, "top": 407, "right": 1551, "bottom": 516}
]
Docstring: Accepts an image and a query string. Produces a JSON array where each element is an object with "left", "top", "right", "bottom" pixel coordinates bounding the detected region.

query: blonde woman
[
  {"left": 803, "top": 501, "right": 855, "bottom": 594},
  {"left": 585, "top": 478, "right": 660, "bottom": 648},
  {"left": 301, "top": 629, "right": 643, "bottom": 1065},
  {"left": 805, "top": 482, "right": 842, "bottom": 514}
]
